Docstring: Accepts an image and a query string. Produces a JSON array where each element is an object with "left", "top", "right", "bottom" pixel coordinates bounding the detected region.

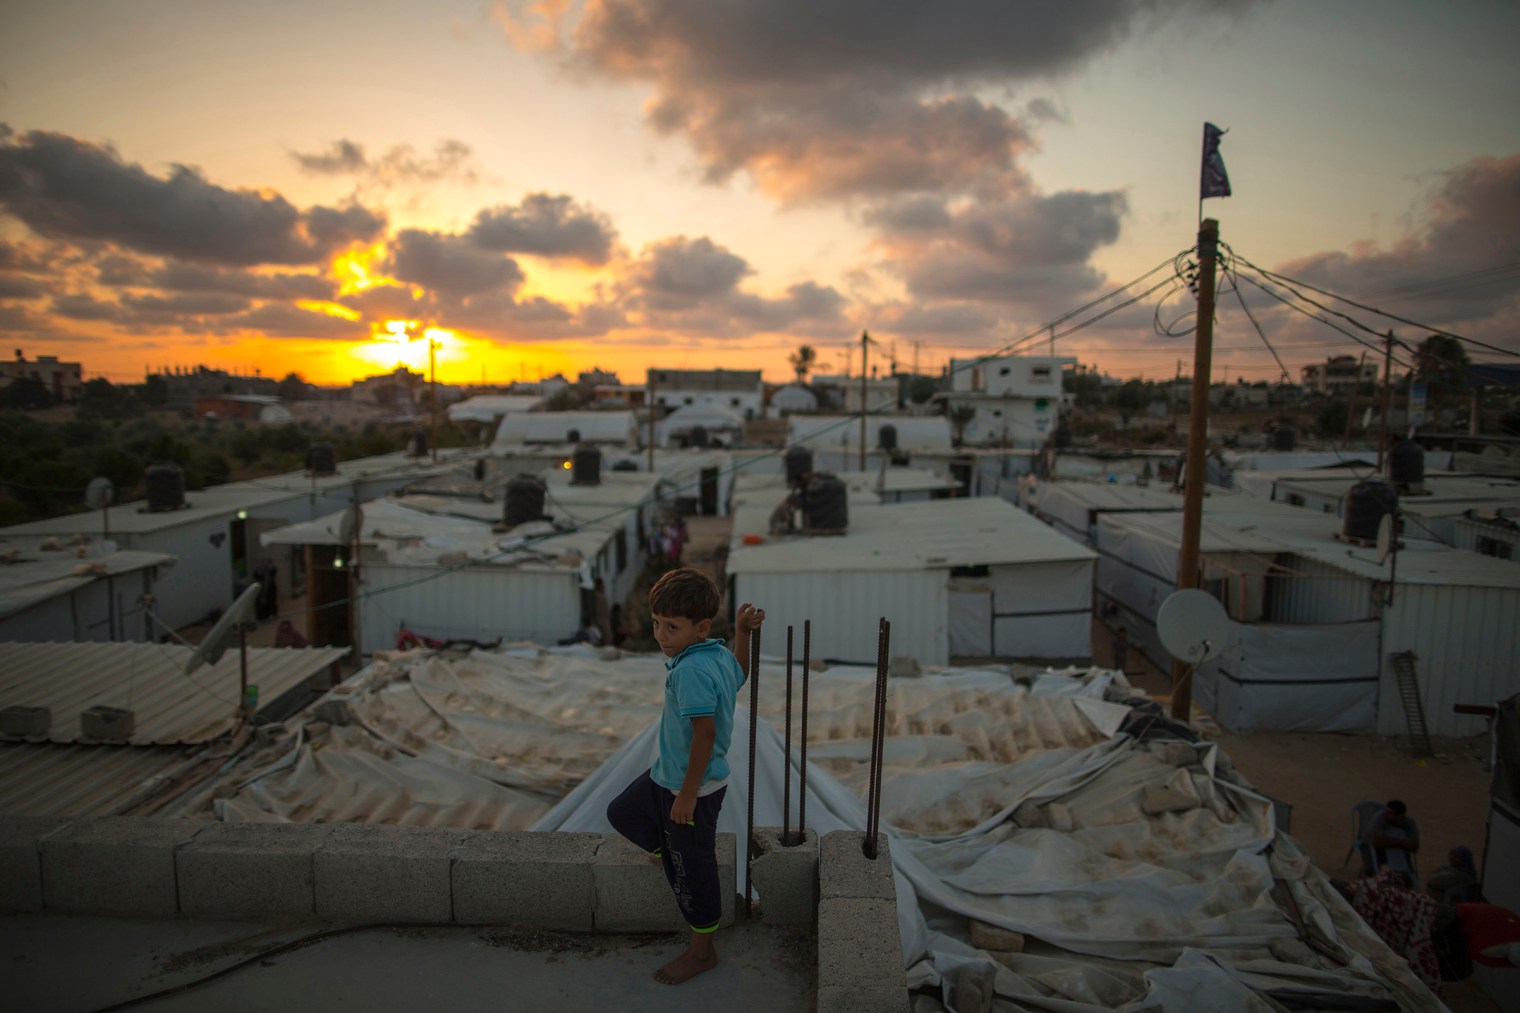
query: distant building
[
  {"left": 1, "top": 350, "right": 84, "bottom": 402},
  {"left": 194, "top": 394, "right": 292, "bottom": 423},
  {"left": 152, "top": 364, "right": 278, "bottom": 408},
  {"left": 937, "top": 354, "right": 1074, "bottom": 448},
  {"left": 576, "top": 367, "right": 619, "bottom": 388},
  {"left": 647, "top": 368, "right": 763, "bottom": 421},
  {"left": 1301, "top": 355, "right": 1378, "bottom": 395}
]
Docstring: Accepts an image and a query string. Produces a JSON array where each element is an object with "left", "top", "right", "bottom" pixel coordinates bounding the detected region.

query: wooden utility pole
[
  {"left": 1171, "top": 218, "right": 1219, "bottom": 722},
  {"left": 647, "top": 371, "right": 657, "bottom": 472},
  {"left": 859, "top": 331, "right": 869, "bottom": 471},
  {"left": 1377, "top": 331, "right": 1394, "bottom": 472}
]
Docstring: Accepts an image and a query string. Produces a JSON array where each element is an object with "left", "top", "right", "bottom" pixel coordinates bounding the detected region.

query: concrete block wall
[
  {"left": 750, "top": 826, "right": 817, "bottom": 924},
  {"left": 816, "top": 830, "right": 908, "bottom": 1013},
  {"left": 0, "top": 817, "right": 737, "bottom": 934}
]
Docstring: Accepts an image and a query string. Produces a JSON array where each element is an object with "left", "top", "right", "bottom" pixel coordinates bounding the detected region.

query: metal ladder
[{"left": 1391, "top": 651, "right": 1434, "bottom": 758}]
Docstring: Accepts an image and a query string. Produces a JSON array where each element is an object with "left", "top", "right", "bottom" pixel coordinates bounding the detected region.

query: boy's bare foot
[{"left": 653, "top": 946, "right": 717, "bottom": 984}]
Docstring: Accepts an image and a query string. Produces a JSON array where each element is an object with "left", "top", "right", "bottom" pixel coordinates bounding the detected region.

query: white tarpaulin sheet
[
  {"left": 183, "top": 646, "right": 1439, "bottom": 1011},
  {"left": 1195, "top": 620, "right": 1380, "bottom": 733}
]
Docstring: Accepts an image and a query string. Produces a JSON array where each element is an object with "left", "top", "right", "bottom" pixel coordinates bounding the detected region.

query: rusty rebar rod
[
  {"left": 796, "top": 620, "right": 811, "bottom": 848},
  {"left": 745, "top": 623, "right": 760, "bottom": 917},
  {"left": 783, "top": 624, "right": 794, "bottom": 847},
  {"left": 865, "top": 616, "right": 890, "bottom": 859}
]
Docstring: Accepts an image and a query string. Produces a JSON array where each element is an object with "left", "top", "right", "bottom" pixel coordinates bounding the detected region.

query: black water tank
[
  {"left": 406, "top": 428, "right": 429, "bottom": 457},
  {"left": 1052, "top": 424, "right": 1072, "bottom": 449},
  {"left": 566, "top": 428, "right": 582, "bottom": 444},
  {"left": 144, "top": 461, "right": 185, "bottom": 512},
  {"left": 611, "top": 459, "right": 639, "bottom": 472},
  {"left": 784, "top": 445, "right": 813, "bottom": 486},
  {"left": 1390, "top": 440, "right": 1425, "bottom": 487},
  {"left": 690, "top": 425, "right": 709, "bottom": 449},
  {"left": 306, "top": 442, "right": 337, "bottom": 476},
  {"left": 1273, "top": 425, "right": 1296, "bottom": 451},
  {"left": 878, "top": 424, "right": 898, "bottom": 451},
  {"left": 503, "top": 474, "right": 547, "bottom": 527},
  {"left": 572, "top": 445, "right": 602, "bottom": 486},
  {"left": 1343, "top": 479, "right": 1397, "bottom": 542},
  {"left": 803, "top": 472, "right": 848, "bottom": 532}
]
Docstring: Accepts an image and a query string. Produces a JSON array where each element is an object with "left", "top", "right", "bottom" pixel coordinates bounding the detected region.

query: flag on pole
[{"left": 1201, "top": 122, "right": 1231, "bottom": 199}]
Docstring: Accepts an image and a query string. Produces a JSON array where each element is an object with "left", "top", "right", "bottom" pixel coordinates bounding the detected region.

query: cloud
[
  {"left": 0, "top": 128, "right": 386, "bottom": 266},
  {"left": 468, "top": 193, "right": 618, "bottom": 264},
  {"left": 875, "top": 191, "right": 1127, "bottom": 306},
  {"left": 615, "top": 235, "right": 846, "bottom": 334},
  {"left": 520, "top": 0, "right": 1255, "bottom": 203},
  {"left": 149, "top": 262, "right": 336, "bottom": 302},
  {"left": 50, "top": 293, "right": 120, "bottom": 322},
  {"left": 0, "top": 275, "right": 47, "bottom": 299},
  {"left": 218, "top": 303, "right": 369, "bottom": 341},
  {"left": 384, "top": 229, "right": 525, "bottom": 298},
  {"left": 1270, "top": 154, "right": 1520, "bottom": 352},
  {"left": 291, "top": 138, "right": 481, "bottom": 189},
  {"left": 122, "top": 292, "right": 252, "bottom": 316}
]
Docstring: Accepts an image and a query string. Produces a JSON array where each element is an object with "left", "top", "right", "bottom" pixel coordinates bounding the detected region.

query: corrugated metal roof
[
  {"left": 0, "top": 742, "right": 195, "bottom": 817},
  {"left": 491, "top": 411, "right": 636, "bottom": 447},
  {"left": 0, "top": 642, "right": 348, "bottom": 745},
  {"left": 0, "top": 547, "right": 174, "bottom": 619},
  {"left": 729, "top": 496, "right": 1095, "bottom": 574}
]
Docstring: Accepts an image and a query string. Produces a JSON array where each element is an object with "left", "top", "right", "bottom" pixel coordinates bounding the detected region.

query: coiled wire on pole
[
  {"left": 744, "top": 623, "right": 760, "bottom": 916},
  {"left": 865, "top": 617, "right": 890, "bottom": 859}
]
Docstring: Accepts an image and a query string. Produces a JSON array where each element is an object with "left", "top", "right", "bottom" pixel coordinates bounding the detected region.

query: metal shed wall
[
  {"left": 1380, "top": 583, "right": 1520, "bottom": 738},
  {"left": 1453, "top": 516, "right": 1520, "bottom": 560},
  {"left": 733, "top": 568, "right": 947, "bottom": 666},
  {"left": 1263, "top": 555, "right": 1377, "bottom": 625},
  {"left": 0, "top": 569, "right": 159, "bottom": 643},
  {"left": 358, "top": 563, "right": 582, "bottom": 656}
]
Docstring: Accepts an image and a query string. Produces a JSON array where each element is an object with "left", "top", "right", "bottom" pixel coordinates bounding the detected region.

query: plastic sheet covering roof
[
  {"left": 183, "top": 645, "right": 1442, "bottom": 1009},
  {"left": 1110, "top": 496, "right": 1520, "bottom": 589},
  {"left": 0, "top": 642, "right": 348, "bottom": 746},
  {"left": 447, "top": 394, "right": 544, "bottom": 422},
  {"left": 787, "top": 414, "right": 952, "bottom": 452},
  {"left": 0, "top": 545, "right": 173, "bottom": 619},
  {"left": 491, "top": 411, "right": 636, "bottom": 448},
  {"left": 259, "top": 492, "right": 635, "bottom": 567},
  {"left": 0, "top": 742, "right": 194, "bottom": 817},
  {"left": 727, "top": 495, "right": 1096, "bottom": 574}
]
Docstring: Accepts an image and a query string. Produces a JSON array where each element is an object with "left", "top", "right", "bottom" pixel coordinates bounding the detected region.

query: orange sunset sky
[{"left": 1, "top": 1, "right": 1517, "bottom": 389}]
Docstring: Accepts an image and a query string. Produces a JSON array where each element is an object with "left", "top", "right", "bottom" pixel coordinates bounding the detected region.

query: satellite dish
[
  {"left": 1156, "top": 589, "right": 1230, "bottom": 664},
  {"left": 85, "top": 477, "right": 114, "bottom": 510},
  {"left": 333, "top": 504, "right": 362, "bottom": 545},
  {"left": 186, "top": 582, "right": 261, "bottom": 675},
  {"left": 1375, "top": 513, "right": 1396, "bottom": 565}
]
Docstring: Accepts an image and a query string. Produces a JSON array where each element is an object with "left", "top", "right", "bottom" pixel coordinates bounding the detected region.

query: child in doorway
[{"left": 606, "top": 567, "right": 764, "bottom": 985}]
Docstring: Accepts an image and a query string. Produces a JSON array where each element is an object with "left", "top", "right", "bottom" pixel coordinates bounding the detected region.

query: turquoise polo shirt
[{"left": 651, "top": 638, "right": 745, "bottom": 792}]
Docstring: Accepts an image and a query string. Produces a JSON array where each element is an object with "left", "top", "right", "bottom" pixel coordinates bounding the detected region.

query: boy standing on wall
[{"left": 606, "top": 567, "right": 765, "bottom": 984}]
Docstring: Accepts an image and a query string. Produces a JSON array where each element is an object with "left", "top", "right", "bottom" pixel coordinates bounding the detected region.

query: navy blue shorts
[{"left": 607, "top": 769, "right": 727, "bottom": 932}]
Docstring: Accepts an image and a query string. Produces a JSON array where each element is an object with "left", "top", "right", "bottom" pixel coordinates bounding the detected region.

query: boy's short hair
[{"left": 649, "top": 567, "right": 720, "bottom": 622}]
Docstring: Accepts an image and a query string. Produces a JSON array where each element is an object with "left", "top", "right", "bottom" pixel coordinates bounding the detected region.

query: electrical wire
[
  {"left": 1219, "top": 263, "right": 1290, "bottom": 383},
  {"left": 1226, "top": 249, "right": 1520, "bottom": 360}
]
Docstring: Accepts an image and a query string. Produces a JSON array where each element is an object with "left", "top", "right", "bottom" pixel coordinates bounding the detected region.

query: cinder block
[
  {"left": 41, "top": 817, "right": 204, "bottom": 917},
  {"left": 591, "top": 833, "right": 736, "bottom": 932},
  {"left": 315, "top": 823, "right": 476, "bottom": 923},
  {"left": 750, "top": 827, "right": 817, "bottom": 924},
  {"left": 818, "top": 830, "right": 894, "bottom": 901},
  {"left": 453, "top": 831, "right": 600, "bottom": 930},
  {"left": 817, "top": 897, "right": 905, "bottom": 993},
  {"left": 0, "top": 816, "right": 72, "bottom": 912},
  {"left": 178, "top": 821, "right": 334, "bottom": 919},
  {"left": 0, "top": 705, "right": 52, "bottom": 738},
  {"left": 80, "top": 705, "right": 135, "bottom": 741},
  {"left": 816, "top": 984, "right": 910, "bottom": 1012}
]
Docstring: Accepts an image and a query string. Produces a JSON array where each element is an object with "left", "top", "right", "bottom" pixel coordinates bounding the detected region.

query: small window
[
  {"left": 999, "top": 367, "right": 1011, "bottom": 376},
  {"left": 731, "top": 397, "right": 740, "bottom": 407},
  {"left": 950, "top": 564, "right": 990, "bottom": 577},
  {"left": 1477, "top": 536, "right": 1513, "bottom": 560},
  {"left": 1286, "top": 494, "right": 1305, "bottom": 507},
  {"left": 1032, "top": 365, "right": 1053, "bottom": 382},
  {"left": 616, "top": 528, "right": 628, "bottom": 572}
]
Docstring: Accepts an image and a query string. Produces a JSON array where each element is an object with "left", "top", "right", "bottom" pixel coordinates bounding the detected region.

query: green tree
[
  {"left": 948, "top": 405, "right": 977, "bottom": 447},
  {"left": 277, "top": 371, "right": 309, "bottom": 402},
  {"left": 906, "top": 375, "right": 939, "bottom": 404},
  {"left": 1, "top": 377, "right": 55, "bottom": 410},
  {"left": 1414, "top": 333, "right": 1470, "bottom": 409},
  {"left": 789, "top": 344, "right": 818, "bottom": 385}
]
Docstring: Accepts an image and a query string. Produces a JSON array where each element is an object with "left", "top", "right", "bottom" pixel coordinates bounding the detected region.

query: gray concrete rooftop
[{"left": 7, "top": 912, "right": 817, "bottom": 1012}]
